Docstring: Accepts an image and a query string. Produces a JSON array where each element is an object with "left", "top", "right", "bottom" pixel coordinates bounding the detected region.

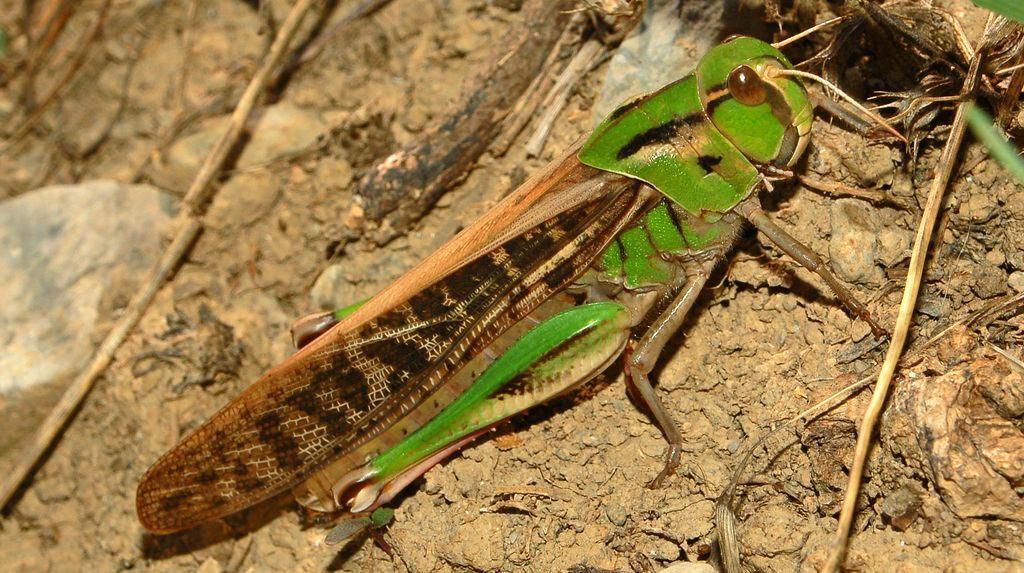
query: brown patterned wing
[{"left": 136, "top": 160, "right": 646, "bottom": 533}]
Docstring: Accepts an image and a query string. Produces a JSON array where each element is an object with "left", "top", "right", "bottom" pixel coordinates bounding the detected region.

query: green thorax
[
  {"left": 578, "top": 36, "right": 812, "bottom": 218},
  {"left": 598, "top": 199, "right": 741, "bottom": 289}
]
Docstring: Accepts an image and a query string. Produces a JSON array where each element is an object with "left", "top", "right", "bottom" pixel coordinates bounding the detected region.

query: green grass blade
[
  {"left": 966, "top": 105, "right": 1024, "bottom": 186},
  {"left": 370, "top": 507, "right": 395, "bottom": 528},
  {"left": 972, "top": 0, "right": 1024, "bottom": 24}
]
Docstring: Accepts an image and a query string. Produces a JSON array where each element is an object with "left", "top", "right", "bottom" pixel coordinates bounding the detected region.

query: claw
[
  {"left": 646, "top": 448, "right": 680, "bottom": 489},
  {"left": 861, "top": 309, "right": 889, "bottom": 341}
]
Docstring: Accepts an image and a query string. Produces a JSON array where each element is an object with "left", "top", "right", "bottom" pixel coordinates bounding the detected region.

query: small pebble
[
  {"left": 986, "top": 249, "right": 1006, "bottom": 267},
  {"left": 1005, "top": 191, "right": 1024, "bottom": 220},
  {"left": 972, "top": 263, "right": 1008, "bottom": 299},
  {"left": 647, "top": 538, "right": 682, "bottom": 562},
  {"left": 918, "top": 297, "right": 951, "bottom": 318},
  {"left": 962, "top": 193, "right": 998, "bottom": 224},
  {"left": 879, "top": 483, "right": 924, "bottom": 532},
  {"left": 605, "top": 503, "right": 628, "bottom": 526},
  {"left": 1010, "top": 271, "right": 1024, "bottom": 293},
  {"left": 876, "top": 228, "right": 912, "bottom": 267},
  {"left": 829, "top": 199, "right": 881, "bottom": 285}
]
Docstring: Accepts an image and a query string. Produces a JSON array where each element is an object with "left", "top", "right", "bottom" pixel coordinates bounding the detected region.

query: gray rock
[
  {"left": 605, "top": 503, "right": 628, "bottom": 526},
  {"left": 879, "top": 483, "right": 924, "bottom": 531},
  {"left": 972, "top": 262, "right": 1008, "bottom": 299},
  {"left": 594, "top": 0, "right": 725, "bottom": 120},
  {"left": 0, "top": 181, "right": 175, "bottom": 393},
  {"left": 310, "top": 263, "right": 351, "bottom": 310},
  {"left": 876, "top": 228, "right": 912, "bottom": 267}
]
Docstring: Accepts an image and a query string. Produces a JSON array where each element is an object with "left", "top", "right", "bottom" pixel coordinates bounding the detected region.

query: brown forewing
[{"left": 136, "top": 151, "right": 646, "bottom": 533}]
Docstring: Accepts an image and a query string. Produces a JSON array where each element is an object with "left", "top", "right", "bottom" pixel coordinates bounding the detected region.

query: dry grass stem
[
  {"left": 493, "top": 17, "right": 585, "bottom": 155},
  {"left": 524, "top": 38, "right": 604, "bottom": 157},
  {"left": 771, "top": 16, "right": 846, "bottom": 49},
  {"left": 822, "top": 13, "right": 999, "bottom": 573}
]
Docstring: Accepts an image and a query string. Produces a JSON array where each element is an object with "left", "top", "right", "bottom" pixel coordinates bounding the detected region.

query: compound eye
[{"left": 728, "top": 65, "right": 767, "bottom": 106}]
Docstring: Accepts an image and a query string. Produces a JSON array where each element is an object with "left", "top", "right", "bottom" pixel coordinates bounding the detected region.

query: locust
[{"left": 136, "top": 36, "right": 890, "bottom": 534}]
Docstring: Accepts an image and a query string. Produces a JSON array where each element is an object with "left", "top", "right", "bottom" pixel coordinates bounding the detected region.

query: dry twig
[
  {"left": 19, "top": 0, "right": 76, "bottom": 103},
  {"left": 492, "top": 13, "right": 588, "bottom": 156},
  {"left": 356, "top": 0, "right": 577, "bottom": 243},
  {"left": 523, "top": 38, "right": 605, "bottom": 157}
]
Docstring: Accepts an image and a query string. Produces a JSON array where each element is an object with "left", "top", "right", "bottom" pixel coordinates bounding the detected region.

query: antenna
[{"left": 771, "top": 16, "right": 846, "bottom": 50}]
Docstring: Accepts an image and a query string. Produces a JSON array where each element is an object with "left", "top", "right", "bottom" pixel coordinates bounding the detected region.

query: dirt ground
[{"left": 1, "top": 0, "right": 1022, "bottom": 571}]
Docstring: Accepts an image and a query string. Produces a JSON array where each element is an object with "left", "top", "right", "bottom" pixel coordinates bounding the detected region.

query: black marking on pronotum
[
  {"left": 701, "top": 78, "right": 733, "bottom": 115},
  {"left": 705, "top": 92, "right": 731, "bottom": 116},
  {"left": 707, "top": 79, "right": 729, "bottom": 93},
  {"left": 697, "top": 155, "right": 723, "bottom": 174},
  {"left": 662, "top": 200, "right": 687, "bottom": 239},
  {"left": 613, "top": 238, "right": 626, "bottom": 270},
  {"left": 616, "top": 114, "right": 702, "bottom": 160}
]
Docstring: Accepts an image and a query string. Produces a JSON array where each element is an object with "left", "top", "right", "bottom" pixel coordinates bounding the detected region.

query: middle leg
[{"left": 622, "top": 257, "right": 719, "bottom": 487}]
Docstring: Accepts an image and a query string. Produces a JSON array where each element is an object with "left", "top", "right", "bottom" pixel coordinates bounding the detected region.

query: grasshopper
[{"left": 136, "top": 36, "right": 888, "bottom": 534}]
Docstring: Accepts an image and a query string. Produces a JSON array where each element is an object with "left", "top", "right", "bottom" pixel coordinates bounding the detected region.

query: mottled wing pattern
[{"left": 137, "top": 179, "right": 646, "bottom": 533}]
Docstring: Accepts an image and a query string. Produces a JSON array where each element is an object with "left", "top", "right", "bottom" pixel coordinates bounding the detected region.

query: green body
[
  {"left": 135, "top": 36, "right": 821, "bottom": 534},
  {"left": 335, "top": 37, "right": 814, "bottom": 513}
]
